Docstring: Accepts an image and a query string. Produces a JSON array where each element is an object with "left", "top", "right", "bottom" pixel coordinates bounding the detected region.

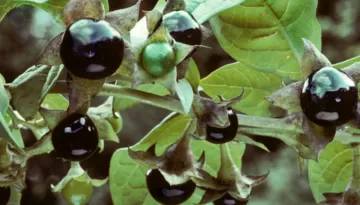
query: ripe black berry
[
  {"left": 146, "top": 169, "right": 196, "bottom": 205},
  {"left": 52, "top": 113, "right": 99, "bottom": 161},
  {"left": 206, "top": 108, "right": 239, "bottom": 144},
  {"left": 214, "top": 193, "right": 248, "bottom": 205},
  {"left": 163, "top": 11, "right": 202, "bottom": 45},
  {"left": 300, "top": 67, "right": 358, "bottom": 126},
  {"left": 60, "top": 18, "right": 124, "bottom": 80}
]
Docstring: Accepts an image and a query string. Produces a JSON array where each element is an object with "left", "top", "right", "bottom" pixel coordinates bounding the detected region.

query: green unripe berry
[
  {"left": 62, "top": 177, "right": 93, "bottom": 205},
  {"left": 141, "top": 42, "right": 176, "bottom": 77}
]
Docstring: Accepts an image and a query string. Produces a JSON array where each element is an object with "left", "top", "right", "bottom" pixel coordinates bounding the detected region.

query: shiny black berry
[
  {"left": 52, "top": 113, "right": 99, "bottom": 161},
  {"left": 206, "top": 108, "right": 239, "bottom": 144},
  {"left": 146, "top": 169, "right": 196, "bottom": 205},
  {"left": 60, "top": 18, "right": 124, "bottom": 80},
  {"left": 163, "top": 11, "right": 202, "bottom": 45},
  {"left": 214, "top": 193, "right": 248, "bottom": 205},
  {"left": 300, "top": 67, "right": 358, "bottom": 127}
]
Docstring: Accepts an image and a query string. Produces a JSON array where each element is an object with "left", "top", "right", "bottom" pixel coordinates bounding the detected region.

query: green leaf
[
  {"left": 185, "top": 58, "right": 201, "bottom": 91},
  {"left": 0, "top": 77, "right": 9, "bottom": 115},
  {"left": 175, "top": 79, "right": 194, "bottom": 114},
  {"left": 90, "top": 115, "right": 119, "bottom": 143},
  {"left": 187, "top": 0, "right": 245, "bottom": 24},
  {"left": 200, "top": 62, "right": 282, "bottom": 116},
  {"left": 308, "top": 141, "right": 353, "bottom": 203},
  {"left": 41, "top": 94, "right": 69, "bottom": 110},
  {"left": 0, "top": 113, "right": 22, "bottom": 149},
  {"left": 191, "top": 140, "right": 246, "bottom": 176},
  {"left": 109, "top": 147, "right": 204, "bottom": 205},
  {"left": 133, "top": 113, "right": 192, "bottom": 155},
  {"left": 8, "top": 65, "right": 64, "bottom": 119},
  {"left": 0, "top": 0, "right": 68, "bottom": 23},
  {"left": 210, "top": 0, "right": 321, "bottom": 80},
  {"left": 113, "top": 83, "right": 170, "bottom": 111}
]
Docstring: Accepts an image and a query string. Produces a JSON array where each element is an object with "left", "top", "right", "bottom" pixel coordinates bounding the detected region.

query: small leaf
[
  {"left": 174, "top": 42, "right": 195, "bottom": 65},
  {"left": 0, "top": 78, "right": 9, "bottom": 115},
  {"left": 105, "top": 0, "right": 141, "bottom": 39},
  {"left": 301, "top": 39, "right": 331, "bottom": 77},
  {"left": 185, "top": 58, "right": 201, "bottom": 91},
  {"left": 308, "top": 141, "right": 353, "bottom": 203},
  {"left": 0, "top": 113, "right": 22, "bottom": 149},
  {"left": 134, "top": 113, "right": 192, "bottom": 155},
  {"left": 175, "top": 79, "right": 194, "bottom": 114},
  {"left": 39, "top": 108, "right": 66, "bottom": 130},
  {"left": 8, "top": 65, "right": 64, "bottom": 119},
  {"left": 235, "top": 134, "right": 269, "bottom": 152},
  {"left": 41, "top": 94, "right": 69, "bottom": 111},
  {"left": 210, "top": 0, "right": 322, "bottom": 80},
  {"left": 267, "top": 81, "right": 302, "bottom": 114},
  {"left": 90, "top": 115, "right": 119, "bottom": 143},
  {"left": 189, "top": 0, "right": 245, "bottom": 24},
  {"left": 200, "top": 62, "right": 282, "bottom": 116}
]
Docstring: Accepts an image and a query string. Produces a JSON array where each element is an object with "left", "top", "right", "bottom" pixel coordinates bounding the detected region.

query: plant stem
[
  {"left": 351, "top": 144, "right": 360, "bottom": 190},
  {"left": 237, "top": 114, "right": 303, "bottom": 133},
  {"left": 334, "top": 55, "right": 360, "bottom": 69},
  {"left": 99, "top": 83, "right": 185, "bottom": 113},
  {"left": 7, "top": 182, "right": 23, "bottom": 205}
]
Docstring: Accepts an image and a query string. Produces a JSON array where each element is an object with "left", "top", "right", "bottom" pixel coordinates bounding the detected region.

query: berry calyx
[
  {"left": 141, "top": 42, "right": 176, "bottom": 77},
  {"left": 213, "top": 193, "right": 248, "bottom": 205},
  {"left": 52, "top": 113, "right": 99, "bottom": 161},
  {"left": 146, "top": 169, "right": 196, "bottom": 205},
  {"left": 206, "top": 108, "right": 238, "bottom": 144},
  {"left": 163, "top": 11, "right": 202, "bottom": 45},
  {"left": 62, "top": 177, "right": 93, "bottom": 205},
  {"left": 300, "top": 66, "right": 358, "bottom": 126},
  {"left": 60, "top": 18, "right": 124, "bottom": 80}
]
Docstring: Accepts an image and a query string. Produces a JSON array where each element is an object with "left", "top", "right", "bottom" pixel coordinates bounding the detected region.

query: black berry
[
  {"left": 52, "top": 113, "right": 99, "bottom": 161},
  {"left": 163, "top": 11, "right": 202, "bottom": 45},
  {"left": 0, "top": 187, "right": 10, "bottom": 205},
  {"left": 60, "top": 18, "right": 124, "bottom": 80},
  {"left": 300, "top": 67, "right": 358, "bottom": 126},
  {"left": 206, "top": 108, "right": 239, "bottom": 144},
  {"left": 214, "top": 193, "right": 248, "bottom": 205},
  {"left": 146, "top": 169, "right": 196, "bottom": 205}
]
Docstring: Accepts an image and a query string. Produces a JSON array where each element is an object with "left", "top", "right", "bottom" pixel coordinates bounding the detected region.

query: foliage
[{"left": 0, "top": 0, "right": 359, "bottom": 205}]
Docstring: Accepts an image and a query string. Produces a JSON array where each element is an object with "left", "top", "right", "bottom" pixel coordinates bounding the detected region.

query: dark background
[{"left": 0, "top": 0, "right": 359, "bottom": 204}]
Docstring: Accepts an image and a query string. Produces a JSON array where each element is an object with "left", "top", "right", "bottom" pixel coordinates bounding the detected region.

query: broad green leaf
[
  {"left": 185, "top": 58, "right": 201, "bottom": 91},
  {"left": 8, "top": 65, "right": 64, "bottom": 119},
  {"left": 109, "top": 148, "right": 204, "bottom": 205},
  {"left": 308, "top": 141, "right": 353, "bottom": 203},
  {"left": 200, "top": 62, "right": 282, "bottom": 116},
  {"left": 41, "top": 94, "right": 69, "bottom": 110},
  {"left": 187, "top": 0, "right": 245, "bottom": 24},
  {"left": 210, "top": 0, "right": 321, "bottom": 80},
  {"left": 175, "top": 79, "right": 194, "bottom": 114},
  {"left": 133, "top": 113, "right": 192, "bottom": 155},
  {"left": 0, "top": 0, "right": 68, "bottom": 23}
]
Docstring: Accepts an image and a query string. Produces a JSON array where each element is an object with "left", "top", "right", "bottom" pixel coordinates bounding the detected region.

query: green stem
[
  {"left": 334, "top": 55, "right": 360, "bottom": 69},
  {"left": 237, "top": 114, "right": 303, "bottom": 133},
  {"left": 99, "top": 84, "right": 185, "bottom": 113},
  {"left": 351, "top": 144, "right": 360, "bottom": 190},
  {"left": 7, "top": 183, "right": 23, "bottom": 205}
]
